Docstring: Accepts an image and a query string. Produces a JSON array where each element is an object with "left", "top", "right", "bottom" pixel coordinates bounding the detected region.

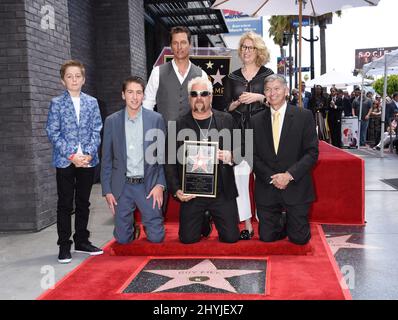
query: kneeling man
[
  {"left": 101, "top": 76, "right": 166, "bottom": 244},
  {"left": 166, "top": 77, "right": 240, "bottom": 244},
  {"left": 250, "top": 75, "right": 319, "bottom": 245}
]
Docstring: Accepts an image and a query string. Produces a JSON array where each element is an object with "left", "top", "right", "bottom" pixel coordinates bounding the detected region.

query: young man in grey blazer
[{"left": 101, "top": 76, "right": 166, "bottom": 244}]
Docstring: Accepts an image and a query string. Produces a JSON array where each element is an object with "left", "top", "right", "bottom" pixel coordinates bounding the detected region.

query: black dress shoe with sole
[
  {"left": 75, "top": 243, "right": 104, "bottom": 256},
  {"left": 239, "top": 229, "right": 254, "bottom": 240},
  {"left": 201, "top": 210, "right": 213, "bottom": 238}
]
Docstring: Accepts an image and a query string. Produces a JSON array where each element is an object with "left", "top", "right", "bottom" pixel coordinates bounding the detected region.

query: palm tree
[
  {"left": 314, "top": 11, "right": 342, "bottom": 75},
  {"left": 269, "top": 12, "right": 342, "bottom": 76},
  {"left": 268, "top": 16, "right": 295, "bottom": 58},
  {"left": 268, "top": 16, "right": 296, "bottom": 92}
]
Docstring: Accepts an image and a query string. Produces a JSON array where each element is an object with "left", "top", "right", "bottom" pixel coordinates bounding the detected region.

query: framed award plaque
[{"left": 182, "top": 140, "right": 218, "bottom": 198}]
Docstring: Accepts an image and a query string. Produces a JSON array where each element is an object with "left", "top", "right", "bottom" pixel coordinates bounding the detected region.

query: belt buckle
[{"left": 126, "top": 176, "right": 143, "bottom": 184}]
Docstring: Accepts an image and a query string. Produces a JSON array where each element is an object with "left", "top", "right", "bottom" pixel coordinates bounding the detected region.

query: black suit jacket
[
  {"left": 165, "top": 109, "right": 239, "bottom": 200},
  {"left": 250, "top": 104, "right": 319, "bottom": 206},
  {"left": 327, "top": 96, "right": 343, "bottom": 122},
  {"left": 385, "top": 102, "right": 397, "bottom": 125}
]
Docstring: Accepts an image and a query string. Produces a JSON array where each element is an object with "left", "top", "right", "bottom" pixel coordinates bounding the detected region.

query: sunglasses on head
[{"left": 190, "top": 90, "right": 211, "bottom": 98}]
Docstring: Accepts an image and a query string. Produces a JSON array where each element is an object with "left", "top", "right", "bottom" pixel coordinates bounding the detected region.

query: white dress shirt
[
  {"left": 71, "top": 96, "right": 83, "bottom": 155},
  {"left": 143, "top": 59, "right": 208, "bottom": 110}
]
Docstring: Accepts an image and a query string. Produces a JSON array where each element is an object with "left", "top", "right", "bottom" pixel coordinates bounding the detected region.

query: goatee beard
[{"left": 194, "top": 106, "right": 205, "bottom": 113}]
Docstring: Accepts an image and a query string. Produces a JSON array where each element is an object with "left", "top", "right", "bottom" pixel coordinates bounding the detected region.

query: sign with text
[
  {"left": 341, "top": 117, "right": 359, "bottom": 149},
  {"left": 355, "top": 46, "right": 398, "bottom": 70},
  {"left": 277, "top": 57, "right": 294, "bottom": 76},
  {"left": 225, "top": 17, "right": 263, "bottom": 37},
  {"left": 292, "top": 17, "right": 311, "bottom": 27}
]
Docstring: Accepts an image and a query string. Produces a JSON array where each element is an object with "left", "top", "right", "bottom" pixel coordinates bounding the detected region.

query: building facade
[
  {"left": 0, "top": 0, "right": 227, "bottom": 231},
  {"left": 0, "top": 0, "right": 147, "bottom": 231}
]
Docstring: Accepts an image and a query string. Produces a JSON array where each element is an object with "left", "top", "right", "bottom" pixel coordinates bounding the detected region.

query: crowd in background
[{"left": 289, "top": 84, "right": 398, "bottom": 153}]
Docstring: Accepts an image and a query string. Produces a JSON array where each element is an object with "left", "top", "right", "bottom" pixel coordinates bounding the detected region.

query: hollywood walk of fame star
[
  {"left": 145, "top": 259, "right": 263, "bottom": 293},
  {"left": 206, "top": 60, "right": 214, "bottom": 69},
  {"left": 187, "top": 148, "right": 213, "bottom": 173},
  {"left": 210, "top": 69, "right": 225, "bottom": 86},
  {"left": 326, "top": 234, "right": 381, "bottom": 255}
]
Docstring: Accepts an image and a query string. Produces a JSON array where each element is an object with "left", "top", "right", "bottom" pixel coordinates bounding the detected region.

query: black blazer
[
  {"left": 326, "top": 96, "right": 344, "bottom": 122},
  {"left": 250, "top": 104, "right": 319, "bottom": 206},
  {"left": 223, "top": 66, "right": 274, "bottom": 130},
  {"left": 165, "top": 109, "right": 239, "bottom": 200},
  {"left": 385, "top": 102, "right": 397, "bottom": 124}
]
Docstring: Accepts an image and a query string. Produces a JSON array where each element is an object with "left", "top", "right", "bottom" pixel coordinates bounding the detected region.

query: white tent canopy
[
  {"left": 305, "top": 70, "right": 367, "bottom": 88},
  {"left": 363, "top": 49, "right": 398, "bottom": 76},
  {"left": 364, "top": 67, "right": 398, "bottom": 76}
]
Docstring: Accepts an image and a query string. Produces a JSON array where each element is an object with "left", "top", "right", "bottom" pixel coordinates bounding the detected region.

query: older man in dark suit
[{"left": 250, "top": 74, "right": 319, "bottom": 245}]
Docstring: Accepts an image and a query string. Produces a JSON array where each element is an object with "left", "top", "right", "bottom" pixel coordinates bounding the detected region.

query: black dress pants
[
  {"left": 56, "top": 164, "right": 95, "bottom": 248},
  {"left": 179, "top": 193, "right": 240, "bottom": 244},
  {"left": 328, "top": 117, "right": 342, "bottom": 148},
  {"left": 257, "top": 192, "right": 311, "bottom": 245}
]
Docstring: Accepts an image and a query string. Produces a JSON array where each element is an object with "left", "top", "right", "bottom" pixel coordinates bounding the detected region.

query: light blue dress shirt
[{"left": 125, "top": 108, "right": 144, "bottom": 177}]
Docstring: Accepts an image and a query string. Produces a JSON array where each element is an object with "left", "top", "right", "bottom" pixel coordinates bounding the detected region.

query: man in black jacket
[
  {"left": 165, "top": 77, "right": 240, "bottom": 244},
  {"left": 327, "top": 88, "right": 344, "bottom": 147},
  {"left": 386, "top": 93, "right": 398, "bottom": 125},
  {"left": 250, "top": 74, "right": 319, "bottom": 245}
]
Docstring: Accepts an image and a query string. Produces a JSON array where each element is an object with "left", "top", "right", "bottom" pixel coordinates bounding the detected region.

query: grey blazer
[{"left": 101, "top": 107, "right": 167, "bottom": 199}]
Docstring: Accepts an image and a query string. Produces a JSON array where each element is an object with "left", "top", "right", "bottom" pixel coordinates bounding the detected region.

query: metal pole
[
  {"left": 298, "top": 0, "right": 303, "bottom": 108},
  {"left": 358, "top": 76, "right": 364, "bottom": 148},
  {"left": 294, "top": 28, "right": 298, "bottom": 89},
  {"left": 289, "top": 34, "right": 293, "bottom": 96},
  {"left": 302, "top": 19, "right": 318, "bottom": 80},
  {"left": 380, "top": 55, "right": 388, "bottom": 158},
  {"left": 310, "top": 20, "right": 315, "bottom": 79}
]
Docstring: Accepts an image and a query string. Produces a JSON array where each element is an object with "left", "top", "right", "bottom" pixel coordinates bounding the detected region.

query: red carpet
[
  {"left": 310, "top": 142, "right": 365, "bottom": 225},
  {"left": 38, "top": 225, "right": 351, "bottom": 300},
  {"left": 162, "top": 141, "right": 365, "bottom": 226},
  {"left": 37, "top": 141, "right": 357, "bottom": 300},
  {"left": 109, "top": 222, "right": 312, "bottom": 256}
]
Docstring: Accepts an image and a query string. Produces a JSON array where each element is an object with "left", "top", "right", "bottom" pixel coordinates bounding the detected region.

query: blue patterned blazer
[{"left": 46, "top": 91, "right": 103, "bottom": 168}]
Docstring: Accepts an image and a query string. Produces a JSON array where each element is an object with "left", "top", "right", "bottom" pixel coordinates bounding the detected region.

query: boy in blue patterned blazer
[{"left": 46, "top": 60, "right": 103, "bottom": 263}]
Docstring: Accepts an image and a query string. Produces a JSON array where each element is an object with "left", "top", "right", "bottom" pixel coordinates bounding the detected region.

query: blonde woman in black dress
[{"left": 223, "top": 32, "right": 274, "bottom": 240}]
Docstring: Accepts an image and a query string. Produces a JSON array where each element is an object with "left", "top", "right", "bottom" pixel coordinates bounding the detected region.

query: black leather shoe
[
  {"left": 239, "top": 229, "right": 254, "bottom": 240},
  {"left": 75, "top": 243, "right": 103, "bottom": 256},
  {"left": 278, "top": 211, "right": 287, "bottom": 240},
  {"left": 201, "top": 210, "right": 213, "bottom": 238},
  {"left": 134, "top": 222, "right": 141, "bottom": 240},
  {"left": 58, "top": 246, "right": 72, "bottom": 264}
]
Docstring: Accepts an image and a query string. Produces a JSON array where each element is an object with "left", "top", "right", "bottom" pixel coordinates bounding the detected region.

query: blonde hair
[{"left": 238, "top": 32, "right": 270, "bottom": 66}]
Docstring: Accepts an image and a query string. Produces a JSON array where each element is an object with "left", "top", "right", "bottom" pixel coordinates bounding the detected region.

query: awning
[{"left": 144, "top": 0, "right": 228, "bottom": 36}]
